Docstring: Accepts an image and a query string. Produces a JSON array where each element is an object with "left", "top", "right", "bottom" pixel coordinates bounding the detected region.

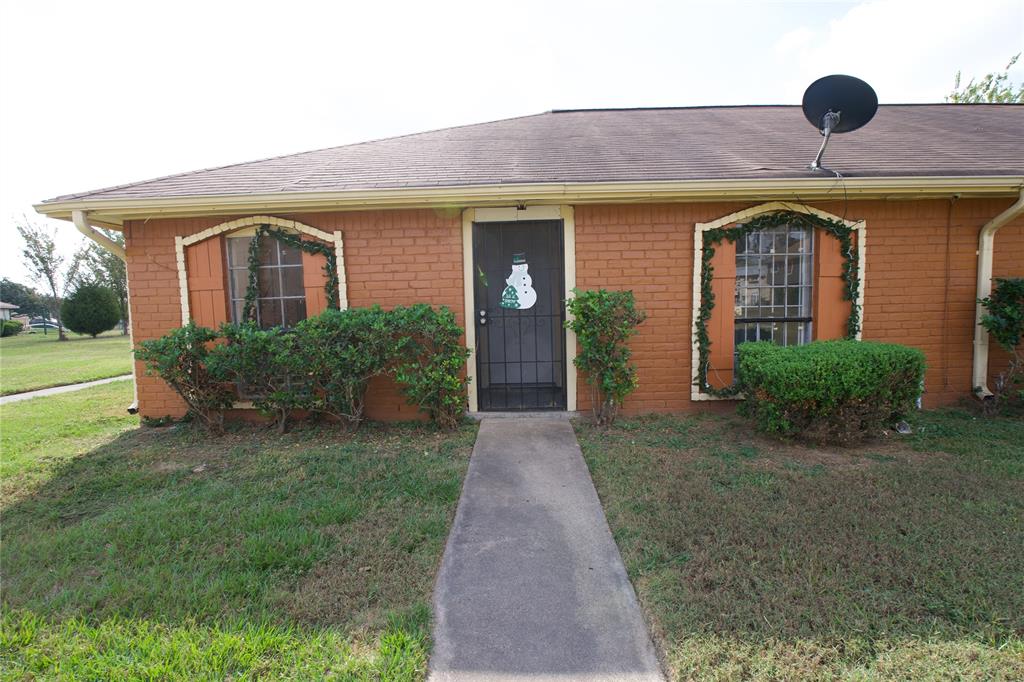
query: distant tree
[
  {"left": 16, "top": 220, "right": 83, "bottom": 340},
  {"left": 60, "top": 282, "right": 121, "bottom": 338},
  {"left": 948, "top": 53, "right": 1024, "bottom": 103},
  {"left": 0, "top": 278, "right": 49, "bottom": 318},
  {"left": 77, "top": 231, "right": 128, "bottom": 334}
]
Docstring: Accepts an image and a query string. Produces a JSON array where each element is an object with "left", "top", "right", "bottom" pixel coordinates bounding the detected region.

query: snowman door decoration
[{"left": 499, "top": 253, "right": 538, "bottom": 310}]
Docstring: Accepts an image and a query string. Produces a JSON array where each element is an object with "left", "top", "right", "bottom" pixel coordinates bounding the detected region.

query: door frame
[{"left": 462, "top": 205, "right": 577, "bottom": 413}]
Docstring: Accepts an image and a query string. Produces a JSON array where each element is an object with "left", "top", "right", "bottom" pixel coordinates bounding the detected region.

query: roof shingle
[{"left": 45, "top": 105, "right": 1024, "bottom": 203}]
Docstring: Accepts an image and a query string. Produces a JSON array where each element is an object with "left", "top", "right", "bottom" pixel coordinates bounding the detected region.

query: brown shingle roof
[{"left": 45, "top": 105, "right": 1024, "bottom": 203}]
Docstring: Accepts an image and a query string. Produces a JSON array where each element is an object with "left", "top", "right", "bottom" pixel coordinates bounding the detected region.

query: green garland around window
[
  {"left": 696, "top": 210, "right": 861, "bottom": 397},
  {"left": 241, "top": 225, "right": 340, "bottom": 323}
]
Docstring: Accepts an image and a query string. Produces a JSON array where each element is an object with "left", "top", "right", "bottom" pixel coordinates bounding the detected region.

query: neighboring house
[
  {"left": 0, "top": 301, "right": 18, "bottom": 321},
  {"left": 35, "top": 105, "right": 1024, "bottom": 419}
]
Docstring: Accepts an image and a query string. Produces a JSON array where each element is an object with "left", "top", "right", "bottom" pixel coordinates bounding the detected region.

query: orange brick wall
[
  {"left": 124, "top": 209, "right": 463, "bottom": 420},
  {"left": 574, "top": 199, "right": 1024, "bottom": 413},
  {"left": 126, "top": 199, "right": 1023, "bottom": 420}
]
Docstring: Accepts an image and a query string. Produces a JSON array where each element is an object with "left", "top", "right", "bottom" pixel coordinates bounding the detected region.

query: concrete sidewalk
[
  {"left": 0, "top": 375, "right": 133, "bottom": 405},
  {"left": 430, "top": 418, "right": 663, "bottom": 682}
]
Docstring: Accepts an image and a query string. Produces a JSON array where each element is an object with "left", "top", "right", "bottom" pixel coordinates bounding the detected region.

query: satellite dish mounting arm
[{"left": 810, "top": 109, "right": 841, "bottom": 170}]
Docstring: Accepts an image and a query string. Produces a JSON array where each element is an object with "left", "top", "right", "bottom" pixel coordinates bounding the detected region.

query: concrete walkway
[
  {"left": 0, "top": 375, "right": 133, "bottom": 405},
  {"left": 430, "top": 417, "right": 663, "bottom": 682}
]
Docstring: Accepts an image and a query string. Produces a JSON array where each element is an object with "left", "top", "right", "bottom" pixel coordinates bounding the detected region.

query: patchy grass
[
  {"left": 575, "top": 410, "right": 1024, "bottom": 681},
  {"left": 0, "top": 330, "right": 132, "bottom": 395},
  {"left": 1, "top": 380, "right": 137, "bottom": 497},
  {"left": 1, "top": 385, "right": 477, "bottom": 680}
]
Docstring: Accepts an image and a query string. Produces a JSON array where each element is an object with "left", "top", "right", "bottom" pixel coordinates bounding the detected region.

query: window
[
  {"left": 734, "top": 224, "right": 813, "bottom": 352},
  {"left": 226, "top": 235, "right": 307, "bottom": 328}
]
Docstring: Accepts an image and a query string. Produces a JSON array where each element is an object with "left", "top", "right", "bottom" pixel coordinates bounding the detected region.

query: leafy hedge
[
  {"left": 135, "top": 323, "right": 235, "bottom": 433},
  {"left": 136, "top": 305, "right": 469, "bottom": 433},
  {"left": 1, "top": 320, "right": 23, "bottom": 337},
  {"left": 565, "top": 288, "right": 646, "bottom": 426},
  {"left": 978, "top": 277, "right": 1024, "bottom": 410},
  {"left": 737, "top": 340, "right": 925, "bottom": 444}
]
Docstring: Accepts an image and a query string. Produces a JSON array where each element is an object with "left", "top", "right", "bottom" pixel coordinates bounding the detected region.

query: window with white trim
[
  {"left": 226, "top": 236, "right": 307, "bottom": 328},
  {"left": 734, "top": 224, "right": 814, "bottom": 353}
]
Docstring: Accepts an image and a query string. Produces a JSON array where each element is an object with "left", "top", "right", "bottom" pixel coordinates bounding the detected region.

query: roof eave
[{"left": 35, "top": 175, "right": 1024, "bottom": 226}]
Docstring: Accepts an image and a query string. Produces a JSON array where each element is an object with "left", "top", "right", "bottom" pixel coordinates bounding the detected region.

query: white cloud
[{"left": 1, "top": 0, "right": 1020, "bottom": 283}]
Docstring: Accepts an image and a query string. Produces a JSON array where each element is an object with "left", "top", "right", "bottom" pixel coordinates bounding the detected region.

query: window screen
[
  {"left": 734, "top": 224, "right": 813, "bottom": 353},
  {"left": 226, "top": 236, "right": 307, "bottom": 328}
]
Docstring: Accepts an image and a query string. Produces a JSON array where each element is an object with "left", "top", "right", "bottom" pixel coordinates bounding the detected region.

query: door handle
[{"left": 478, "top": 309, "right": 487, "bottom": 325}]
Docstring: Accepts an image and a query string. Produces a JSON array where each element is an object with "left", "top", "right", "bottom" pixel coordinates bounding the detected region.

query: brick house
[{"left": 35, "top": 105, "right": 1024, "bottom": 419}]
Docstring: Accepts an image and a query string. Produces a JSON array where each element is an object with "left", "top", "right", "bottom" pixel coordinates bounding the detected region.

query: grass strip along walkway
[
  {"left": 1, "top": 382, "right": 477, "bottom": 680},
  {"left": 0, "top": 331, "right": 132, "bottom": 395},
  {"left": 575, "top": 409, "right": 1024, "bottom": 681}
]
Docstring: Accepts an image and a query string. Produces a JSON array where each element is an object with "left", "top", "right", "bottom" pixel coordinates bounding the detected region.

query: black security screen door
[{"left": 473, "top": 220, "right": 566, "bottom": 411}]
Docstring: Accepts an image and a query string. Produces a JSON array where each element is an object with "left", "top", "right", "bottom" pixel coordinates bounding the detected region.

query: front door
[{"left": 473, "top": 220, "right": 566, "bottom": 411}]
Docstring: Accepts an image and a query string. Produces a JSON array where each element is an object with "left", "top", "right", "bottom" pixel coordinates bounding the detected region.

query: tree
[
  {"left": 77, "top": 231, "right": 128, "bottom": 334},
  {"left": 60, "top": 282, "right": 121, "bottom": 338},
  {"left": 948, "top": 53, "right": 1023, "bottom": 103},
  {"left": 979, "top": 277, "right": 1024, "bottom": 412},
  {"left": 16, "top": 220, "right": 83, "bottom": 340},
  {"left": 0, "top": 278, "right": 49, "bottom": 318}
]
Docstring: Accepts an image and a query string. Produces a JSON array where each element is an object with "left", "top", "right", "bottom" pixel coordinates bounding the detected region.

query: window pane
[
  {"left": 258, "top": 237, "right": 278, "bottom": 266},
  {"left": 258, "top": 269, "right": 282, "bottom": 298},
  {"left": 227, "top": 237, "right": 252, "bottom": 266},
  {"left": 259, "top": 299, "right": 282, "bottom": 328},
  {"left": 283, "top": 299, "right": 307, "bottom": 328},
  {"left": 281, "top": 267, "right": 305, "bottom": 297},
  {"left": 734, "top": 223, "right": 813, "bottom": 349},
  {"left": 278, "top": 242, "right": 302, "bottom": 265},
  {"left": 230, "top": 269, "right": 249, "bottom": 299}
]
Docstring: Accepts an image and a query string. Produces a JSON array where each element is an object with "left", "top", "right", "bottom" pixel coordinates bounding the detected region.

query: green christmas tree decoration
[{"left": 500, "top": 284, "right": 520, "bottom": 309}]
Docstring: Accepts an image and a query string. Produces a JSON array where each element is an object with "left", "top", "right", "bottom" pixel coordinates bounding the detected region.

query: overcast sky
[{"left": 1, "top": 0, "right": 1021, "bottom": 285}]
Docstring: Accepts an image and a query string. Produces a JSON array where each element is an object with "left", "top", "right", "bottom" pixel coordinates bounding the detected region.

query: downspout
[
  {"left": 72, "top": 210, "right": 139, "bottom": 414},
  {"left": 972, "top": 187, "right": 1024, "bottom": 399}
]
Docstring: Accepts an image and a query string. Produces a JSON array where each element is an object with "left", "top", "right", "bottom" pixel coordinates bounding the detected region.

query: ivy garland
[
  {"left": 696, "top": 210, "right": 861, "bottom": 397},
  {"left": 241, "top": 225, "right": 340, "bottom": 323}
]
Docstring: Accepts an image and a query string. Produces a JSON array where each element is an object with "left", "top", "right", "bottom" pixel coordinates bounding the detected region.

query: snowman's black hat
[{"left": 512, "top": 253, "right": 527, "bottom": 264}]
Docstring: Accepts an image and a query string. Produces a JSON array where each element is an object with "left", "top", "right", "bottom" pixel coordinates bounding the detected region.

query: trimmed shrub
[
  {"left": 293, "top": 306, "right": 400, "bottom": 427},
  {"left": 1, "top": 320, "right": 23, "bottom": 337},
  {"left": 978, "top": 277, "right": 1024, "bottom": 410},
  {"left": 565, "top": 288, "right": 646, "bottom": 426},
  {"left": 135, "top": 322, "right": 234, "bottom": 433},
  {"left": 737, "top": 340, "right": 925, "bottom": 444},
  {"left": 207, "top": 323, "right": 309, "bottom": 433},
  {"left": 391, "top": 304, "right": 471, "bottom": 430},
  {"left": 60, "top": 283, "right": 120, "bottom": 338},
  {"left": 137, "top": 306, "right": 471, "bottom": 431}
]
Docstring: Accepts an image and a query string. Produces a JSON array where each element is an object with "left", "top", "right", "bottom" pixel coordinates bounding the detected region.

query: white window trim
[
  {"left": 175, "top": 215, "right": 347, "bottom": 325},
  {"left": 462, "top": 205, "right": 577, "bottom": 412},
  {"left": 691, "top": 201, "right": 867, "bottom": 402}
]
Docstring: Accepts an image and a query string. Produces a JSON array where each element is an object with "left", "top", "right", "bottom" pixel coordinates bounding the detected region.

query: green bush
[
  {"left": 565, "top": 288, "right": 646, "bottom": 426},
  {"left": 207, "top": 323, "right": 309, "bottom": 433},
  {"left": 391, "top": 304, "right": 471, "bottom": 430},
  {"left": 979, "top": 277, "right": 1024, "bottom": 409},
  {"left": 135, "top": 323, "right": 235, "bottom": 433},
  {"left": 138, "top": 307, "right": 471, "bottom": 432},
  {"left": 1, "top": 320, "right": 23, "bottom": 337},
  {"left": 737, "top": 340, "right": 925, "bottom": 444},
  {"left": 60, "top": 283, "right": 120, "bottom": 338},
  {"left": 293, "top": 306, "right": 400, "bottom": 427}
]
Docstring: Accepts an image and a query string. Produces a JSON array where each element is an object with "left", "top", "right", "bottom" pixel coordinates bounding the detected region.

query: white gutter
[
  {"left": 972, "top": 187, "right": 1024, "bottom": 399},
  {"left": 71, "top": 210, "right": 138, "bottom": 414},
  {"left": 72, "top": 209, "right": 125, "bottom": 259},
  {"left": 36, "top": 175, "right": 1024, "bottom": 226}
]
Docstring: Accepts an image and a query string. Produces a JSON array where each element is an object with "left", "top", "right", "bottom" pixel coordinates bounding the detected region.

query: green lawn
[
  {"left": 1, "top": 384, "right": 477, "bottom": 680},
  {"left": 576, "top": 409, "right": 1024, "bottom": 681},
  {"left": 0, "top": 330, "right": 132, "bottom": 395}
]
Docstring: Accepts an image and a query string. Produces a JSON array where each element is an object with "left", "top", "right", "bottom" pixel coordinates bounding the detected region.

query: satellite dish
[{"left": 801, "top": 74, "right": 878, "bottom": 170}]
